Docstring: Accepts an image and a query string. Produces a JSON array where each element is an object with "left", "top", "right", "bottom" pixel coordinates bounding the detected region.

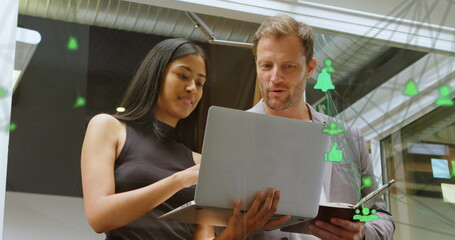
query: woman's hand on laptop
[
  {"left": 173, "top": 164, "right": 200, "bottom": 188},
  {"left": 217, "top": 188, "right": 291, "bottom": 239}
]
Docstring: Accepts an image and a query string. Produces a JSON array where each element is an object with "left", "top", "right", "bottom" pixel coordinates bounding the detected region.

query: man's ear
[{"left": 305, "top": 58, "right": 318, "bottom": 78}]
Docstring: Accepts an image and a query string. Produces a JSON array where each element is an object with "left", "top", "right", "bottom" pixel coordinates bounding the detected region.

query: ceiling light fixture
[
  {"left": 185, "top": 12, "right": 253, "bottom": 48},
  {"left": 14, "top": 27, "right": 41, "bottom": 92}
]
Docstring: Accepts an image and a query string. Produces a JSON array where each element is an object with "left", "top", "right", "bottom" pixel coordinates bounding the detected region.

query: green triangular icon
[
  {"left": 403, "top": 80, "right": 418, "bottom": 96},
  {"left": 74, "top": 96, "right": 86, "bottom": 108},
  {"left": 8, "top": 122, "right": 17, "bottom": 132},
  {"left": 0, "top": 87, "right": 7, "bottom": 98},
  {"left": 67, "top": 36, "right": 79, "bottom": 51}
]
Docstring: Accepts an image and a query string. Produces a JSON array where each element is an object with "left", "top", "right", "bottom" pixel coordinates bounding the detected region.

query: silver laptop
[{"left": 159, "top": 106, "right": 330, "bottom": 228}]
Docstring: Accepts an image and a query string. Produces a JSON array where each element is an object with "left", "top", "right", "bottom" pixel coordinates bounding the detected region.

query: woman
[{"left": 81, "top": 38, "right": 289, "bottom": 240}]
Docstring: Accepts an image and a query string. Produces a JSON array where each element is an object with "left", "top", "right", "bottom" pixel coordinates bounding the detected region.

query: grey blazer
[{"left": 245, "top": 101, "right": 394, "bottom": 240}]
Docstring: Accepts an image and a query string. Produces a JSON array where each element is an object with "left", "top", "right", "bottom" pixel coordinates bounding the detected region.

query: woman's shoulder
[
  {"left": 90, "top": 113, "right": 120, "bottom": 123},
  {"left": 88, "top": 114, "right": 124, "bottom": 131}
]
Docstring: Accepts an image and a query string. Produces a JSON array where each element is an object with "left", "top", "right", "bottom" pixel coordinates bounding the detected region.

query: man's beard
[{"left": 263, "top": 81, "right": 306, "bottom": 110}]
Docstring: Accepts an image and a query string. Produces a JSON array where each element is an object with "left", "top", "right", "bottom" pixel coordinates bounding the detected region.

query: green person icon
[
  {"left": 353, "top": 208, "right": 379, "bottom": 222},
  {"left": 314, "top": 68, "right": 335, "bottom": 92},
  {"left": 368, "top": 209, "right": 379, "bottom": 221},
  {"left": 362, "top": 208, "right": 378, "bottom": 222},
  {"left": 324, "top": 142, "right": 343, "bottom": 162},
  {"left": 353, "top": 209, "right": 362, "bottom": 221},
  {"left": 435, "top": 85, "right": 454, "bottom": 107},
  {"left": 323, "top": 59, "right": 335, "bottom": 73},
  {"left": 403, "top": 79, "right": 418, "bottom": 96},
  {"left": 322, "top": 123, "right": 344, "bottom": 135}
]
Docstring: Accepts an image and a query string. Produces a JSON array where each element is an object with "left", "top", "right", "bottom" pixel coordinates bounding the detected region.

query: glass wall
[{"left": 382, "top": 104, "right": 455, "bottom": 240}]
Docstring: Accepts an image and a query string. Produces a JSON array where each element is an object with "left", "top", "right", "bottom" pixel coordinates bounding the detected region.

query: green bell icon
[
  {"left": 403, "top": 80, "right": 418, "bottom": 96},
  {"left": 314, "top": 68, "right": 335, "bottom": 92}
]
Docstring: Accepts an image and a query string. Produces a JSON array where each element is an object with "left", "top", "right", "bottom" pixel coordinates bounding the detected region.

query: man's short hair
[{"left": 252, "top": 15, "right": 314, "bottom": 65}]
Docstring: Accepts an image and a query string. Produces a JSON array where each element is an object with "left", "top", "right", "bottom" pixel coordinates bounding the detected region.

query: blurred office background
[{"left": 1, "top": 0, "right": 454, "bottom": 239}]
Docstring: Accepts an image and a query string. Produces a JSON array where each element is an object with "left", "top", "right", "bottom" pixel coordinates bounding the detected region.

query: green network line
[
  {"left": 314, "top": 0, "right": 412, "bottom": 94},
  {"left": 422, "top": 0, "right": 453, "bottom": 46},
  {"left": 328, "top": 0, "right": 437, "bottom": 86},
  {"left": 3, "top": 0, "right": 453, "bottom": 238},
  {"left": 334, "top": 0, "right": 453, "bottom": 134},
  {"left": 64, "top": 31, "right": 87, "bottom": 110},
  {"left": 324, "top": 92, "right": 368, "bottom": 203},
  {"left": 389, "top": 0, "right": 454, "bottom": 113},
  {"left": 329, "top": 4, "right": 455, "bottom": 222},
  {"left": 328, "top": 0, "right": 415, "bottom": 73},
  {"left": 331, "top": 90, "right": 384, "bottom": 138},
  {"left": 384, "top": 80, "right": 453, "bottom": 172},
  {"left": 392, "top": 187, "right": 455, "bottom": 227},
  {"left": 334, "top": 71, "right": 452, "bottom": 174},
  {"left": 393, "top": 220, "right": 455, "bottom": 238},
  {"left": 335, "top": 85, "right": 430, "bottom": 203},
  {"left": 393, "top": 140, "right": 455, "bottom": 202},
  {"left": 320, "top": 1, "right": 455, "bottom": 235},
  {"left": 388, "top": 133, "right": 408, "bottom": 177},
  {"left": 390, "top": 192, "right": 455, "bottom": 228}
]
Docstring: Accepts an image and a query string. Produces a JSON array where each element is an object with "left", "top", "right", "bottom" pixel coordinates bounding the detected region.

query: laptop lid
[{"left": 194, "top": 106, "right": 330, "bottom": 218}]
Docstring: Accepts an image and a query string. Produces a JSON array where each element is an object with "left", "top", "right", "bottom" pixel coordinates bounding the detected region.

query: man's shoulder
[{"left": 247, "top": 101, "right": 266, "bottom": 114}]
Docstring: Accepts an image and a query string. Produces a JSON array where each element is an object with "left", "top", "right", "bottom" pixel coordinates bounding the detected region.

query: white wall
[
  {"left": 0, "top": 0, "right": 18, "bottom": 238},
  {"left": 0, "top": 2, "right": 100, "bottom": 239},
  {"left": 3, "top": 192, "right": 103, "bottom": 240}
]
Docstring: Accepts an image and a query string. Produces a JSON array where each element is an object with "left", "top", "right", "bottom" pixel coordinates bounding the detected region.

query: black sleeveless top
[{"left": 106, "top": 120, "right": 196, "bottom": 240}]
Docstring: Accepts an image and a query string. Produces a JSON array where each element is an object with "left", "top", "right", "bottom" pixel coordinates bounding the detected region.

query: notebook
[
  {"left": 281, "top": 179, "right": 396, "bottom": 234},
  {"left": 159, "top": 106, "right": 331, "bottom": 228}
]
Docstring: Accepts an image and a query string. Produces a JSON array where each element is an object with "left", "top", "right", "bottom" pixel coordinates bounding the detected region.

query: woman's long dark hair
[{"left": 114, "top": 38, "right": 208, "bottom": 148}]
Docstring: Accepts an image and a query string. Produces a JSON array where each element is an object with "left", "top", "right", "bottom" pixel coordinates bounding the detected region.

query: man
[{"left": 246, "top": 15, "right": 394, "bottom": 240}]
